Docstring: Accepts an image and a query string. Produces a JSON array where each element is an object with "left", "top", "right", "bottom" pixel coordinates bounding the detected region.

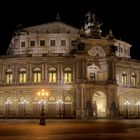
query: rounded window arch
[
  {"left": 49, "top": 67, "right": 57, "bottom": 83},
  {"left": 18, "top": 96, "right": 25, "bottom": 102},
  {"left": 6, "top": 68, "right": 13, "bottom": 84},
  {"left": 33, "top": 67, "right": 41, "bottom": 83},
  {"left": 19, "top": 68, "right": 27, "bottom": 83},
  {"left": 64, "top": 96, "right": 72, "bottom": 102},
  {"left": 87, "top": 63, "right": 100, "bottom": 82},
  {"left": 64, "top": 67, "right": 72, "bottom": 83},
  {"left": 48, "top": 96, "right": 56, "bottom": 102},
  {"left": 131, "top": 72, "right": 136, "bottom": 86},
  {"left": 122, "top": 71, "right": 127, "bottom": 84}
]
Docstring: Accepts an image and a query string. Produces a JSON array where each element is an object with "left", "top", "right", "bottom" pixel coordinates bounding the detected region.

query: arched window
[
  {"left": 49, "top": 67, "right": 56, "bottom": 83},
  {"left": 64, "top": 67, "right": 72, "bottom": 83},
  {"left": 6, "top": 69, "right": 13, "bottom": 84},
  {"left": 131, "top": 72, "right": 136, "bottom": 86},
  {"left": 122, "top": 71, "right": 127, "bottom": 84},
  {"left": 33, "top": 67, "right": 41, "bottom": 83},
  {"left": 87, "top": 63, "right": 100, "bottom": 82},
  {"left": 48, "top": 96, "right": 56, "bottom": 102},
  {"left": 19, "top": 68, "right": 26, "bottom": 83},
  {"left": 64, "top": 96, "right": 72, "bottom": 102}
]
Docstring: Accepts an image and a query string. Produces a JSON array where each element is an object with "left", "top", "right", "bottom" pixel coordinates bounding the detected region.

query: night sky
[{"left": 0, "top": 1, "right": 140, "bottom": 59}]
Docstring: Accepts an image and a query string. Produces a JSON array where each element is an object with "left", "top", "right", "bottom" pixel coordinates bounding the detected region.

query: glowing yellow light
[
  {"left": 42, "top": 92, "right": 45, "bottom": 96},
  {"left": 46, "top": 92, "right": 48, "bottom": 96},
  {"left": 37, "top": 92, "right": 40, "bottom": 96}
]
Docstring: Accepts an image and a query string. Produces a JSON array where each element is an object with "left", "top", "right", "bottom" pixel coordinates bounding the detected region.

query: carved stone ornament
[{"left": 88, "top": 46, "right": 106, "bottom": 58}]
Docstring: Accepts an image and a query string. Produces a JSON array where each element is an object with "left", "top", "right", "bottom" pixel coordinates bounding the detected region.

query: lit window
[
  {"left": 30, "top": 40, "right": 35, "bottom": 47},
  {"left": 61, "top": 40, "right": 66, "bottom": 46},
  {"left": 6, "top": 69, "right": 13, "bottom": 84},
  {"left": 122, "top": 71, "right": 127, "bottom": 84},
  {"left": 50, "top": 40, "right": 55, "bottom": 46},
  {"left": 21, "top": 41, "right": 26, "bottom": 47},
  {"left": 64, "top": 67, "right": 72, "bottom": 83},
  {"left": 131, "top": 72, "right": 136, "bottom": 86},
  {"left": 33, "top": 67, "right": 41, "bottom": 83},
  {"left": 40, "top": 40, "right": 45, "bottom": 46},
  {"left": 19, "top": 68, "right": 26, "bottom": 83},
  {"left": 49, "top": 67, "right": 56, "bottom": 83}
]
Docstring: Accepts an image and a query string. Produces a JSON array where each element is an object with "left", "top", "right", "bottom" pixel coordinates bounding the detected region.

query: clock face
[{"left": 88, "top": 46, "right": 106, "bottom": 58}]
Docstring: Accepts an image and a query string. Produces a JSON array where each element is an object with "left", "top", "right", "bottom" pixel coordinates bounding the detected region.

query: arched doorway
[
  {"left": 64, "top": 96, "right": 72, "bottom": 118},
  {"left": 33, "top": 96, "right": 40, "bottom": 118},
  {"left": 93, "top": 91, "right": 106, "bottom": 117},
  {"left": 48, "top": 96, "right": 56, "bottom": 118}
]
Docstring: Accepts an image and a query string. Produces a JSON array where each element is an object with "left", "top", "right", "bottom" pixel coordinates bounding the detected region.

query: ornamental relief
[{"left": 88, "top": 46, "right": 106, "bottom": 58}]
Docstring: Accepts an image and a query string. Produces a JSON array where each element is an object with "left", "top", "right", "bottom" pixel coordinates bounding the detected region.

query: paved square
[{"left": 0, "top": 119, "right": 140, "bottom": 140}]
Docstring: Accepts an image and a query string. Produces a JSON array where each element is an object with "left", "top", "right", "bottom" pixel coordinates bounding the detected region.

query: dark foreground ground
[{"left": 0, "top": 119, "right": 140, "bottom": 140}]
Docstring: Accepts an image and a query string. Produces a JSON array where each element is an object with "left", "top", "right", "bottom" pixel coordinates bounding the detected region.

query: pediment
[{"left": 23, "top": 21, "right": 80, "bottom": 34}]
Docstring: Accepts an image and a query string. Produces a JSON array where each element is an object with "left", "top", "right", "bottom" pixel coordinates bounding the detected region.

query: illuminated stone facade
[{"left": 0, "top": 13, "right": 140, "bottom": 119}]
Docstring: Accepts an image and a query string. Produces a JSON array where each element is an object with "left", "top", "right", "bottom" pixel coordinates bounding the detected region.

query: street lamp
[
  {"left": 124, "top": 99, "right": 130, "bottom": 119},
  {"left": 136, "top": 100, "right": 140, "bottom": 118},
  {"left": 37, "top": 89, "right": 49, "bottom": 125},
  {"left": 5, "top": 100, "right": 12, "bottom": 118},
  {"left": 21, "top": 100, "right": 28, "bottom": 118},
  {"left": 57, "top": 99, "right": 64, "bottom": 118}
]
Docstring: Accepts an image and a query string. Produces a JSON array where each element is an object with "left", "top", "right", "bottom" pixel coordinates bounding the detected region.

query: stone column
[
  {"left": 82, "top": 60, "right": 87, "bottom": 81},
  {"left": 81, "top": 84, "right": 87, "bottom": 118},
  {"left": 106, "top": 85, "right": 118, "bottom": 119},
  {"left": 57, "top": 64, "right": 60, "bottom": 84},
  {"left": 76, "top": 61, "right": 80, "bottom": 83},
  {"left": 76, "top": 84, "right": 81, "bottom": 119},
  {"left": 14, "top": 64, "right": 17, "bottom": 85},
  {"left": 41, "top": 63, "right": 45, "bottom": 84},
  {"left": 44, "top": 63, "right": 47, "bottom": 84},
  {"left": 29, "top": 64, "right": 32, "bottom": 84},
  {"left": 107, "top": 57, "right": 116, "bottom": 84},
  {"left": 60, "top": 64, "right": 63, "bottom": 84},
  {"left": 72, "top": 63, "right": 76, "bottom": 83}
]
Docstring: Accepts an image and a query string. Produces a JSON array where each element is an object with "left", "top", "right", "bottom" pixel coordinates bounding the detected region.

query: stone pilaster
[
  {"left": 106, "top": 85, "right": 118, "bottom": 119},
  {"left": 107, "top": 56, "right": 117, "bottom": 84},
  {"left": 76, "top": 84, "right": 81, "bottom": 119}
]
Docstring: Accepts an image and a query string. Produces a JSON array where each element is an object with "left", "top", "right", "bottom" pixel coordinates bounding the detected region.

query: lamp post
[
  {"left": 37, "top": 89, "right": 49, "bottom": 125},
  {"left": 5, "top": 100, "right": 12, "bottom": 118},
  {"left": 136, "top": 101, "right": 140, "bottom": 118},
  {"left": 124, "top": 100, "right": 130, "bottom": 119},
  {"left": 21, "top": 100, "right": 28, "bottom": 118},
  {"left": 57, "top": 99, "right": 64, "bottom": 118}
]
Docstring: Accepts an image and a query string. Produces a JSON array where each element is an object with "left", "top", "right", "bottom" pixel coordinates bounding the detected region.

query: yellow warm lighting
[
  {"left": 42, "top": 92, "right": 45, "bottom": 96},
  {"left": 37, "top": 89, "right": 49, "bottom": 97},
  {"left": 37, "top": 92, "right": 40, "bottom": 96},
  {"left": 46, "top": 92, "right": 49, "bottom": 96}
]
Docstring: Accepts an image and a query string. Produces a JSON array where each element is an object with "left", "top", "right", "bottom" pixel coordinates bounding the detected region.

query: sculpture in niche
[{"left": 88, "top": 46, "right": 106, "bottom": 58}]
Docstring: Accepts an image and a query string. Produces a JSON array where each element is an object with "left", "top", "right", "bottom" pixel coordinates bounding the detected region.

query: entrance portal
[{"left": 93, "top": 91, "right": 106, "bottom": 117}]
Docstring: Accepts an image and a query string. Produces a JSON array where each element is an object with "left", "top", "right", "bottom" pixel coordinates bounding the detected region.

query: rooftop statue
[{"left": 83, "top": 12, "right": 102, "bottom": 38}]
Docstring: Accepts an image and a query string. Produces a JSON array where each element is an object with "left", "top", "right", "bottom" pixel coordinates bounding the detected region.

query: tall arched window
[
  {"left": 6, "top": 69, "right": 13, "bottom": 84},
  {"left": 122, "top": 71, "right": 127, "bottom": 84},
  {"left": 33, "top": 67, "right": 41, "bottom": 83},
  {"left": 131, "top": 72, "right": 136, "bottom": 86},
  {"left": 64, "top": 67, "right": 72, "bottom": 83},
  {"left": 87, "top": 64, "right": 100, "bottom": 82},
  {"left": 49, "top": 67, "right": 56, "bottom": 83},
  {"left": 19, "top": 68, "right": 26, "bottom": 83}
]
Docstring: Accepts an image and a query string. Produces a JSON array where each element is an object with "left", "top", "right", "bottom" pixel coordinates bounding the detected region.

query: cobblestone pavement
[{"left": 0, "top": 119, "right": 140, "bottom": 140}]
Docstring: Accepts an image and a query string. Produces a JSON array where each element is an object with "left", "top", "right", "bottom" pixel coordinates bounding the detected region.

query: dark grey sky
[{"left": 0, "top": 0, "right": 139, "bottom": 59}]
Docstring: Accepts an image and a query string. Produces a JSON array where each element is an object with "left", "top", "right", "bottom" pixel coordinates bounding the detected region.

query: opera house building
[{"left": 0, "top": 13, "right": 140, "bottom": 119}]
